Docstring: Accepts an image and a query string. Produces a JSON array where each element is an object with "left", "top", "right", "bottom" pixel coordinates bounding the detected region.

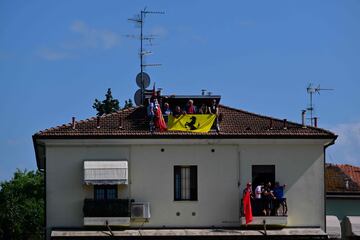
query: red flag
[{"left": 243, "top": 190, "right": 253, "bottom": 224}]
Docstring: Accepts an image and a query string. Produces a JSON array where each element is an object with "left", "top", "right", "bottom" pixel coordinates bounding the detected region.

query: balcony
[{"left": 83, "top": 199, "right": 130, "bottom": 226}]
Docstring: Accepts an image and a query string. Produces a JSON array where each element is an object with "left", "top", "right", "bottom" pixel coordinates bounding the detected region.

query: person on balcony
[
  {"left": 147, "top": 98, "right": 155, "bottom": 132},
  {"left": 274, "top": 182, "right": 287, "bottom": 216},
  {"left": 208, "top": 99, "right": 220, "bottom": 132},
  {"left": 198, "top": 103, "right": 209, "bottom": 114},
  {"left": 254, "top": 183, "right": 265, "bottom": 216},
  {"left": 173, "top": 106, "right": 182, "bottom": 118},
  {"left": 185, "top": 99, "right": 197, "bottom": 114},
  {"left": 242, "top": 182, "right": 253, "bottom": 225},
  {"left": 162, "top": 102, "right": 172, "bottom": 123},
  {"left": 263, "top": 182, "right": 276, "bottom": 216}
]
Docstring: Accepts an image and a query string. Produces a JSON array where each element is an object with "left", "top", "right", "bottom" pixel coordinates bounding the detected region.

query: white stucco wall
[
  {"left": 239, "top": 144, "right": 325, "bottom": 229},
  {"left": 44, "top": 139, "right": 328, "bottom": 234}
]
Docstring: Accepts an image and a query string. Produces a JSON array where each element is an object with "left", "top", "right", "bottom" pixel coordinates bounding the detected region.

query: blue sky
[{"left": 1, "top": 1, "right": 359, "bottom": 181}]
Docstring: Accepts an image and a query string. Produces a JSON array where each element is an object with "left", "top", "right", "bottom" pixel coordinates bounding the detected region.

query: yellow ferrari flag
[{"left": 167, "top": 114, "right": 216, "bottom": 132}]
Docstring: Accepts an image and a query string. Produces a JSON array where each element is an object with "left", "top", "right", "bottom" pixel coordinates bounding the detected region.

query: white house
[{"left": 33, "top": 95, "right": 336, "bottom": 239}]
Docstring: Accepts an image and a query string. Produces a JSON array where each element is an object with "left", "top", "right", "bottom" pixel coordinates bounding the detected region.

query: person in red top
[
  {"left": 185, "top": 99, "right": 197, "bottom": 114},
  {"left": 243, "top": 182, "right": 253, "bottom": 225}
]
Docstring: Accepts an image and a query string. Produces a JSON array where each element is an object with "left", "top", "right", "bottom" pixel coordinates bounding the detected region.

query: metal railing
[{"left": 83, "top": 199, "right": 130, "bottom": 217}]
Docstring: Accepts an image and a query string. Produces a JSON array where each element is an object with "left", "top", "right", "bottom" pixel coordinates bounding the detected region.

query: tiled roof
[
  {"left": 33, "top": 105, "right": 336, "bottom": 139},
  {"left": 325, "top": 164, "right": 360, "bottom": 193}
]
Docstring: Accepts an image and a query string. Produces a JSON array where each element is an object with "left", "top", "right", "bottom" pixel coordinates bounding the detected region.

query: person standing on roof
[
  {"left": 185, "top": 99, "right": 197, "bottom": 114},
  {"left": 208, "top": 99, "right": 220, "bottom": 132}
]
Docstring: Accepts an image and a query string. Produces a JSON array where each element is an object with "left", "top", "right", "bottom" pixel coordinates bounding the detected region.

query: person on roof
[
  {"left": 173, "top": 106, "right": 182, "bottom": 118},
  {"left": 162, "top": 102, "right": 172, "bottom": 123},
  {"left": 185, "top": 99, "right": 197, "bottom": 114},
  {"left": 147, "top": 98, "right": 155, "bottom": 132},
  {"left": 198, "top": 103, "right": 209, "bottom": 114},
  {"left": 208, "top": 99, "right": 220, "bottom": 132}
]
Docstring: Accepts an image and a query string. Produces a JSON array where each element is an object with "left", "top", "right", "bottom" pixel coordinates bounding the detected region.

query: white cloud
[
  {"left": 150, "top": 26, "right": 168, "bottom": 38},
  {"left": 327, "top": 121, "right": 360, "bottom": 166},
  {"left": 69, "top": 20, "right": 121, "bottom": 49},
  {"left": 37, "top": 48, "right": 73, "bottom": 61},
  {"left": 37, "top": 20, "right": 121, "bottom": 60}
]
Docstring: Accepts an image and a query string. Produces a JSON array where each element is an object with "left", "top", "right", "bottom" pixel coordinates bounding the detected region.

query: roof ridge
[
  {"left": 219, "top": 104, "right": 336, "bottom": 135},
  {"left": 34, "top": 107, "right": 140, "bottom": 135}
]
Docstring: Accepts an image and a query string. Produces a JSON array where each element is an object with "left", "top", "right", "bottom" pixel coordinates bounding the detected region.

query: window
[
  {"left": 252, "top": 165, "right": 275, "bottom": 189},
  {"left": 94, "top": 185, "right": 117, "bottom": 200},
  {"left": 174, "top": 166, "right": 197, "bottom": 201}
]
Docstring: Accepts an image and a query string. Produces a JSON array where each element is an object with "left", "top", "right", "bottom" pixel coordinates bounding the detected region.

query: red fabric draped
[
  {"left": 243, "top": 190, "right": 253, "bottom": 224},
  {"left": 155, "top": 106, "right": 167, "bottom": 132}
]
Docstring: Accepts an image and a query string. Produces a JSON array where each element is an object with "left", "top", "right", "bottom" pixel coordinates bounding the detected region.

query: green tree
[
  {"left": 0, "top": 169, "right": 44, "bottom": 240},
  {"left": 92, "top": 88, "right": 120, "bottom": 116},
  {"left": 124, "top": 98, "right": 133, "bottom": 109}
]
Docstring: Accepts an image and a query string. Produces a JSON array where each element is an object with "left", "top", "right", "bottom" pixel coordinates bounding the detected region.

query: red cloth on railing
[
  {"left": 243, "top": 190, "right": 253, "bottom": 224},
  {"left": 155, "top": 106, "right": 167, "bottom": 132}
]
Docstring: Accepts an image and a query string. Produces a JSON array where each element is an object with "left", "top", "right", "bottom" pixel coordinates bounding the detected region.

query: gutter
[
  {"left": 32, "top": 135, "right": 45, "bottom": 172},
  {"left": 323, "top": 135, "right": 337, "bottom": 232}
]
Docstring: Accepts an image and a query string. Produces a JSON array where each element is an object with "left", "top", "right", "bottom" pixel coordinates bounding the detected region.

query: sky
[{"left": 1, "top": 0, "right": 360, "bottom": 181}]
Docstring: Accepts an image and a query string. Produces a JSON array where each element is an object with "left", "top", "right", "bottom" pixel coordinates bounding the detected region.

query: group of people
[
  {"left": 147, "top": 97, "right": 220, "bottom": 132},
  {"left": 243, "top": 181, "right": 288, "bottom": 217}
]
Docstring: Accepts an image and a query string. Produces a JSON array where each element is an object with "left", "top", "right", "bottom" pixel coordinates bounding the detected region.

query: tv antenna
[
  {"left": 306, "top": 83, "right": 333, "bottom": 126},
  {"left": 128, "top": 7, "right": 165, "bottom": 105}
]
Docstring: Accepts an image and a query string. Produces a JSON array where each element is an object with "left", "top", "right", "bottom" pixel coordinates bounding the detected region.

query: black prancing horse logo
[{"left": 185, "top": 116, "right": 200, "bottom": 130}]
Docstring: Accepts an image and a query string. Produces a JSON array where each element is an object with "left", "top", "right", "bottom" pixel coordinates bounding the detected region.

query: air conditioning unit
[{"left": 131, "top": 202, "right": 151, "bottom": 219}]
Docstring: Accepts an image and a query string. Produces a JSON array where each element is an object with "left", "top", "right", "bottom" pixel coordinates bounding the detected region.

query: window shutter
[
  {"left": 190, "top": 166, "right": 198, "bottom": 200},
  {"left": 174, "top": 166, "right": 181, "bottom": 200}
]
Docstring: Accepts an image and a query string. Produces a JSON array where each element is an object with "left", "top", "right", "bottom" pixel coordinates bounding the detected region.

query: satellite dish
[
  {"left": 134, "top": 89, "right": 142, "bottom": 106},
  {"left": 136, "top": 72, "right": 150, "bottom": 88}
]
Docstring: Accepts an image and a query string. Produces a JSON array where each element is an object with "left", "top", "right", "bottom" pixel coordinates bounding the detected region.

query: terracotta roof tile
[
  {"left": 33, "top": 105, "right": 336, "bottom": 139},
  {"left": 325, "top": 164, "right": 360, "bottom": 193}
]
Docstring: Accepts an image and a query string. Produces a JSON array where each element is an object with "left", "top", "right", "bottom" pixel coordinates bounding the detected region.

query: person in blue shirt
[{"left": 273, "top": 182, "right": 287, "bottom": 216}]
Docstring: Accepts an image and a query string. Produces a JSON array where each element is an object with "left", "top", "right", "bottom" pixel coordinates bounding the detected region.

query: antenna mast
[
  {"left": 306, "top": 83, "right": 333, "bottom": 126},
  {"left": 128, "top": 7, "right": 164, "bottom": 105}
]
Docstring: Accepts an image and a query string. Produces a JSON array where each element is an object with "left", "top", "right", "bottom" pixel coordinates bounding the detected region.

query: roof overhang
[{"left": 33, "top": 134, "right": 336, "bottom": 172}]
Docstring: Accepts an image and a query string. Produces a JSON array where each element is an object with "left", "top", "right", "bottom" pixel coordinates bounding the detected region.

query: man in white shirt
[
  {"left": 254, "top": 183, "right": 264, "bottom": 215},
  {"left": 255, "top": 184, "right": 263, "bottom": 199}
]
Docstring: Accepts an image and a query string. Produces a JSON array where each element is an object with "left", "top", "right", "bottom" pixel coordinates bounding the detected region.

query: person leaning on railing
[
  {"left": 208, "top": 99, "right": 220, "bottom": 132},
  {"left": 198, "top": 103, "right": 209, "bottom": 114},
  {"left": 273, "top": 182, "right": 287, "bottom": 216},
  {"left": 185, "top": 99, "right": 197, "bottom": 114}
]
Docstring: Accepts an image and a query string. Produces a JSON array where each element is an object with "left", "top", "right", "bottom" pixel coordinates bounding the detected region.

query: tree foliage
[
  {"left": 124, "top": 98, "right": 133, "bottom": 109},
  {"left": 92, "top": 88, "right": 120, "bottom": 116},
  {"left": 0, "top": 169, "right": 44, "bottom": 240}
]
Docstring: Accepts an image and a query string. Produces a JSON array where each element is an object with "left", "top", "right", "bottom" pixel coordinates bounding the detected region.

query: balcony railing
[{"left": 83, "top": 199, "right": 130, "bottom": 218}]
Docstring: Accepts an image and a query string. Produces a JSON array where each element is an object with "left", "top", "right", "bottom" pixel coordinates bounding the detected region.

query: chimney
[
  {"left": 283, "top": 119, "right": 287, "bottom": 129},
  {"left": 96, "top": 116, "right": 101, "bottom": 129},
  {"left": 269, "top": 119, "right": 274, "bottom": 130},
  {"left": 72, "top": 117, "right": 76, "bottom": 130},
  {"left": 118, "top": 116, "right": 123, "bottom": 129},
  {"left": 314, "top": 117, "right": 318, "bottom": 128},
  {"left": 301, "top": 110, "right": 306, "bottom": 128}
]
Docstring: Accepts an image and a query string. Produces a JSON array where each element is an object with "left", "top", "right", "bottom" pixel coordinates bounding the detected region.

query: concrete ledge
[
  {"left": 241, "top": 216, "right": 288, "bottom": 226},
  {"left": 83, "top": 217, "right": 130, "bottom": 226},
  {"left": 52, "top": 228, "right": 327, "bottom": 238},
  {"left": 326, "top": 215, "right": 341, "bottom": 239}
]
